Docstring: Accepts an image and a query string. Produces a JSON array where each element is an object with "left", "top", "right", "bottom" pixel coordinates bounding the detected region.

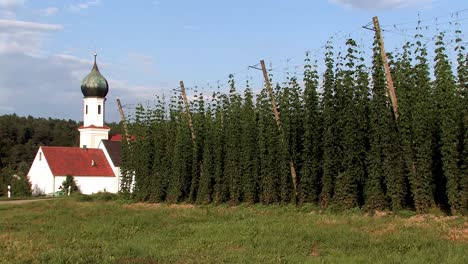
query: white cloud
[
  {"left": 69, "top": 0, "right": 101, "bottom": 12},
  {"left": 0, "top": 53, "right": 86, "bottom": 118},
  {"left": 0, "top": 19, "right": 63, "bottom": 55},
  {"left": 0, "top": 0, "right": 25, "bottom": 8},
  {"left": 329, "top": 0, "right": 432, "bottom": 10},
  {"left": 126, "top": 52, "right": 157, "bottom": 74},
  {"left": 41, "top": 7, "right": 58, "bottom": 16},
  {"left": 109, "top": 79, "right": 167, "bottom": 99},
  {"left": 0, "top": 19, "right": 63, "bottom": 31},
  {"left": 54, "top": 53, "right": 93, "bottom": 66}
]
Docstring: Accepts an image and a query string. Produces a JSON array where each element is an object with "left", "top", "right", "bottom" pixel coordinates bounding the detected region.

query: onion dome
[{"left": 81, "top": 53, "right": 109, "bottom": 97}]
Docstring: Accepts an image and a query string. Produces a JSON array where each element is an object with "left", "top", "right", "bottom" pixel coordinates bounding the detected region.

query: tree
[{"left": 59, "top": 175, "right": 79, "bottom": 194}]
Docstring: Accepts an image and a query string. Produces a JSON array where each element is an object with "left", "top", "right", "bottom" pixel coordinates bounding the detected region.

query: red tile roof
[
  {"left": 41, "top": 146, "right": 115, "bottom": 177},
  {"left": 109, "top": 134, "right": 123, "bottom": 141},
  {"left": 109, "top": 134, "right": 136, "bottom": 141}
]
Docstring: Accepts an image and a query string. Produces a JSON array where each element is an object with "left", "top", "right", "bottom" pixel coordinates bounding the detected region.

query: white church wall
[
  {"left": 79, "top": 128, "right": 110, "bottom": 149},
  {"left": 54, "top": 176, "right": 118, "bottom": 195},
  {"left": 27, "top": 147, "right": 55, "bottom": 195}
]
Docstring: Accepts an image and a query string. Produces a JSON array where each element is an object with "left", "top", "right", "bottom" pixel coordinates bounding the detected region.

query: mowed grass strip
[{"left": 0, "top": 199, "right": 466, "bottom": 264}]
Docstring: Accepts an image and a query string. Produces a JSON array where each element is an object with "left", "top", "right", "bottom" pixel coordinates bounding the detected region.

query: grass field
[{"left": 0, "top": 198, "right": 466, "bottom": 264}]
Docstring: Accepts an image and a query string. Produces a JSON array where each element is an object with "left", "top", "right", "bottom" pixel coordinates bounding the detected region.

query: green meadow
[{"left": 0, "top": 198, "right": 466, "bottom": 264}]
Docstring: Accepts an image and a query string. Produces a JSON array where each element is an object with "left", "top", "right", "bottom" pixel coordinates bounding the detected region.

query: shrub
[{"left": 59, "top": 175, "right": 80, "bottom": 194}]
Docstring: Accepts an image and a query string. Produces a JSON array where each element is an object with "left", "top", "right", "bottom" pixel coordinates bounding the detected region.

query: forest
[{"left": 120, "top": 28, "right": 467, "bottom": 214}]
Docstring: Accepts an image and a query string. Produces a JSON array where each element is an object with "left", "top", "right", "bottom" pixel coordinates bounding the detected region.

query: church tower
[{"left": 78, "top": 53, "right": 110, "bottom": 148}]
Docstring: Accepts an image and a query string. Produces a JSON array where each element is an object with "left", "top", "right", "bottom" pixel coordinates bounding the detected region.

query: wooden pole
[
  {"left": 180, "top": 81, "right": 196, "bottom": 143},
  {"left": 373, "top": 16, "right": 399, "bottom": 120},
  {"left": 260, "top": 60, "right": 282, "bottom": 129},
  {"left": 116, "top": 99, "right": 130, "bottom": 143},
  {"left": 260, "top": 60, "right": 298, "bottom": 200}
]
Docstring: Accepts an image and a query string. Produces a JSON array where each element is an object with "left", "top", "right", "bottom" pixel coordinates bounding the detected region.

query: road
[{"left": 0, "top": 198, "right": 56, "bottom": 205}]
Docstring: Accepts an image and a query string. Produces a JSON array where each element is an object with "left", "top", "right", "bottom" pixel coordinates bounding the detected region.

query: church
[{"left": 28, "top": 54, "right": 122, "bottom": 195}]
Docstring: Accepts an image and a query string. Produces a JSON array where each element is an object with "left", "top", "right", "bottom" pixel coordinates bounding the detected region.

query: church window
[
  {"left": 98, "top": 105, "right": 101, "bottom": 114},
  {"left": 39, "top": 152, "right": 42, "bottom": 161},
  {"left": 86, "top": 105, "right": 88, "bottom": 114}
]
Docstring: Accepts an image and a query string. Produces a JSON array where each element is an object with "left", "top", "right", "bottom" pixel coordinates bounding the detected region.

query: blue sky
[{"left": 0, "top": 0, "right": 466, "bottom": 122}]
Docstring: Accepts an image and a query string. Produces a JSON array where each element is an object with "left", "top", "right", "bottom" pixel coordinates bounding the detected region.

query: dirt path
[{"left": 0, "top": 198, "right": 56, "bottom": 205}]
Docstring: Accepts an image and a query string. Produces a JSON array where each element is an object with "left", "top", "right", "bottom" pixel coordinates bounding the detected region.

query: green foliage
[
  {"left": 319, "top": 41, "right": 339, "bottom": 209},
  {"left": 59, "top": 175, "right": 80, "bottom": 194},
  {"left": 333, "top": 39, "right": 366, "bottom": 209},
  {"left": 240, "top": 84, "right": 258, "bottom": 204},
  {"left": 434, "top": 32, "right": 464, "bottom": 213},
  {"left": 298, "top": 53, "right": 322, "bottom": 204},
  {"left": 72, "top": 192, "right": 122, "bottom": 202},
  {"left": 224, "top": 75, "right": 243, "bottom": 204},
  {"left": 366, "top": 36, "right": 406, "bottom": 211},
  {"left": 1, "top": 164, "right": 32, "bottom": 197},
  {"left": 118, "top": 32, "right": 466, "bottom": 215}
]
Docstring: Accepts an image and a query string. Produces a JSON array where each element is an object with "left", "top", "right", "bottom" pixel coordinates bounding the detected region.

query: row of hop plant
[{"left": 120, "top": 30, "right": 467, "bottom": 214}]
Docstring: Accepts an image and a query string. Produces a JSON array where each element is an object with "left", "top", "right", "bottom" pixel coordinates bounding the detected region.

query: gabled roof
[
  {"left": 101, "top": 140, "right": 121, "bottom": 167},
  {"left": 41, "top": 146, "right": 115, "bottom": 177}
]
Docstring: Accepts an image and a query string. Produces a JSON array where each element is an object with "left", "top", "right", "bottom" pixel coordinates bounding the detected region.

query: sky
[{"left": 0, "top": 0, "right": 467, "bottom": 122}]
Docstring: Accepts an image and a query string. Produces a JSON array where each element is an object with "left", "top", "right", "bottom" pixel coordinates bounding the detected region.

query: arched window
[
  {"left": 86, "top": 105, "right": 88, "bottom": 114},
  {"left": 39, "top": 152, "right": 42, "bottom": 161},
  {"left": 98, "top": 105, "right": 101, "bottom": 114}
]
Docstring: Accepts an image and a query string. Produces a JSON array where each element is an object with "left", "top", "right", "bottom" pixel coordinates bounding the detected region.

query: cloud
[
  {"left": 0, "top": 0, "right": 25, "bottom": 8},
  {"left": 126, "top": 52, "right": 156, "bottom": 74},
  {"left": 40, "top": 7, "right": 58, "bottom": 16},
  {"left": 329, "top": 0, "right": 432, "bottom": 10},
  {"left": 0, "top": 52, "right": 86, "bottom": 118},
  {"left": 0, "top": 19, "right": 63, "bottom": 31},
  {"left": 0, "top": 19, "right": 63, "bottom": 54},
  {"left": 0, "top": 0, "right": 24, "bottom": 19},
  {"left": 69, "top": 0, "right": 101, "bottom": 12}
]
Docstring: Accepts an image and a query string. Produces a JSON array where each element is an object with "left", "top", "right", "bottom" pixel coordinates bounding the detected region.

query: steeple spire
[{"left": 81, "top": 53, "right": 108, "bottom": 97}]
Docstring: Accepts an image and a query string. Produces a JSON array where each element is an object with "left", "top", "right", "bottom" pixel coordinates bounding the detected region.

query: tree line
[{"left": 121, "top": 30, "right": 466, "bottom": 214}]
